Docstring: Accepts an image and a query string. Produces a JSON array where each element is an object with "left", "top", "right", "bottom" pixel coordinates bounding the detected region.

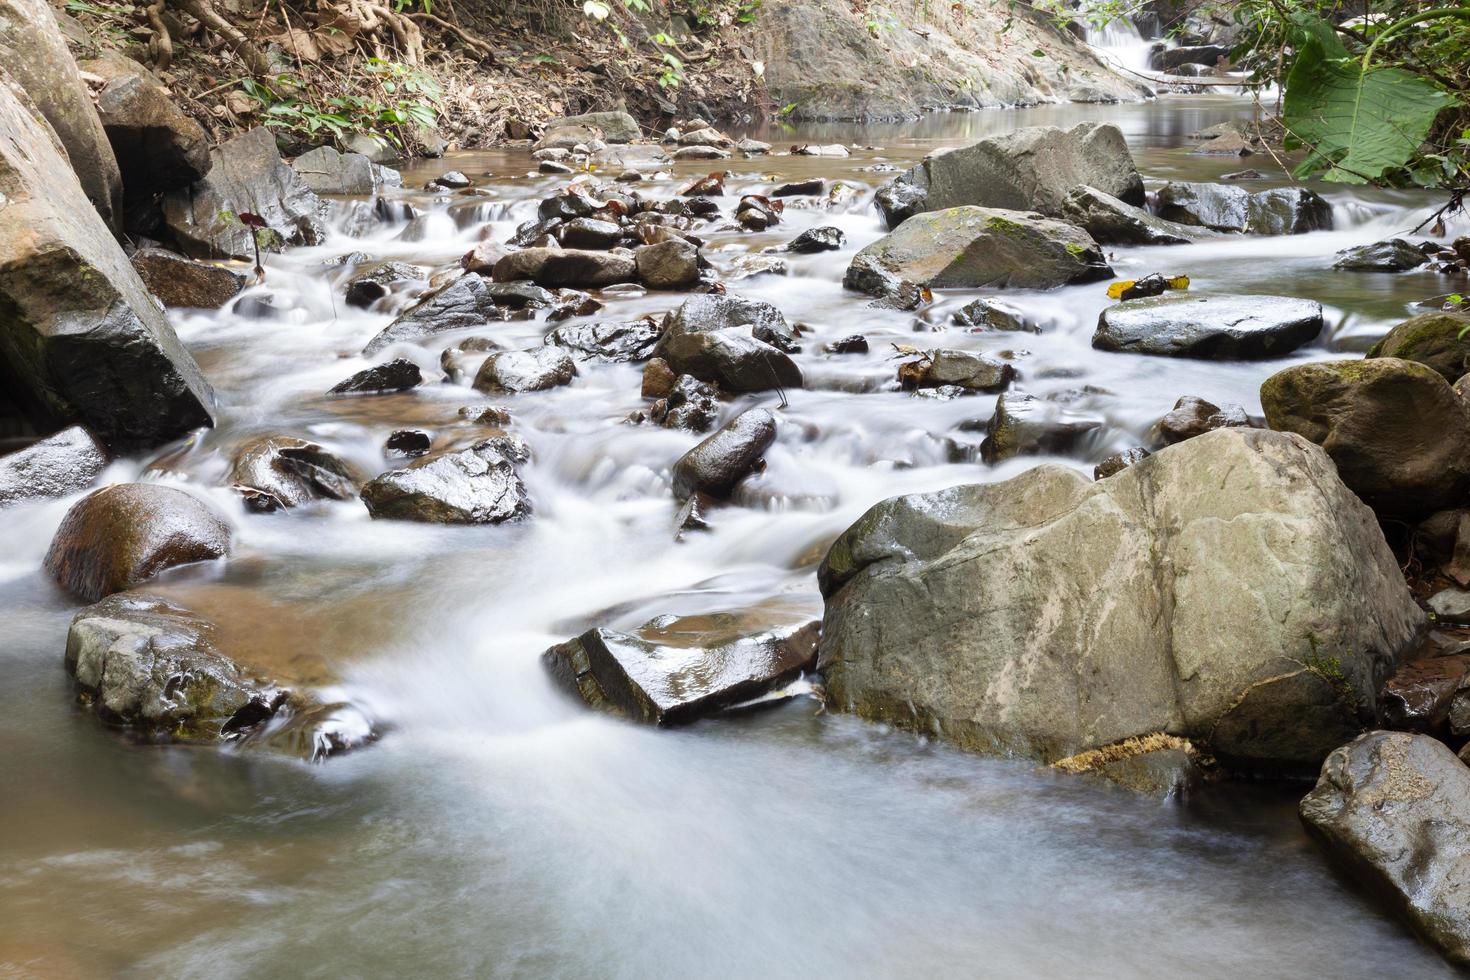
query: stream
[{"left": 2, "top": 95, "right": 1466, "bottom": 978}]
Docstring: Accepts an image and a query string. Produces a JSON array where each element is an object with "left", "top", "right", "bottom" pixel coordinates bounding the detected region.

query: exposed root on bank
[{"left": 1051, "top": 733, "right": 1198, "bottom": 774}]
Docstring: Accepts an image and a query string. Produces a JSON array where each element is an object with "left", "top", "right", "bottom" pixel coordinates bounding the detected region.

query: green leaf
[{"left": 1282, "top": 25, "right": 1456, "bottom": 184}]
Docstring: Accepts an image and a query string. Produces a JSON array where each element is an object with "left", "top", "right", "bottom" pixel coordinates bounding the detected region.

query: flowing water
[{"left": 2, "top": 96, "right": 1467, "bottom": 978}]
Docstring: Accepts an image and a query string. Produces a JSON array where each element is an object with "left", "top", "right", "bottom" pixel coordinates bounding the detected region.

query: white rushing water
[{"left": 1, "top": 97, "right": 1467, "bottom": 978}]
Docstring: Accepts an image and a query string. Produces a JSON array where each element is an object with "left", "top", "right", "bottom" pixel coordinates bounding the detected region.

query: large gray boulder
[
  {"left": 817, "top": 428, "right": 1423, "bottom": 776},
  {"left": 545, "top": 110, "right": 641, "bottom": 143},
  {"left": 1260, "top": 357, "right": 1470, "bottom": 517},
  {"left": 652, "top": 295, "right": 802, "bottom": 394},
  {"left": 544, "top": 612, "right": 818, "bottom": 725},
  {"left": 0, "top": 0, "right": 122, "bottom": 229},
  {"left": 1155, "top": 182, "right": 1333, "bottom": 235},
  {"left": 162, "top": 127, "right": 327, "bottom": 260},
  {"left": 874, "top": 123, "right": 1144, "bottom": 228},
  {"left": 0, "top": 76, "right": 215, "bottom": 451},
  {"left": 94, "top": 69, "right": 211, "bottom": 197},
  {"left": 1093, "top": 294, "right": 1324, "bottom": 359},
  {"left": 291, "top": 145, "right": 382, "bottom": 196},
  {"left": 1301, "top": 731, "right": 1470, "bottom": 968},
  {"left": 845, "top": 206, "right": 1111, "bottom": 298},
  {"left": 1060, "top": 185, "right": 1197, "bottom": 246}
]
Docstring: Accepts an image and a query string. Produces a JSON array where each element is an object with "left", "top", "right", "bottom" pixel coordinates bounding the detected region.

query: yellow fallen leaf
[
  {"left": 1167, "top": 275, "right": 1190, "bottom": 289},
  {"left": 1106, "top": 279, "right": 1135, "bottom": 299}
]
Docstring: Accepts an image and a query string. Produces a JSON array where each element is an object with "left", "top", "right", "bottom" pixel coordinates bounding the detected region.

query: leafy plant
[{"left": 236, "top": 58, "right": 439, "bottom": 149}]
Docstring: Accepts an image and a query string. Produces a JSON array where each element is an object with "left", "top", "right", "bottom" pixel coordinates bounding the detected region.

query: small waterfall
[{"left": 1083, "top": 14, "right": 1157, "bottom": 76}]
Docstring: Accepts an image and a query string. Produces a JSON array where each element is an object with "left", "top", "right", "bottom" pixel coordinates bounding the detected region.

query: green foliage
[
  {"left": 237, "top": 58, "right": 440, "bottom": 148},
  {"left": 1282, "top": 20, "right": 1457, "bottom": 184}
]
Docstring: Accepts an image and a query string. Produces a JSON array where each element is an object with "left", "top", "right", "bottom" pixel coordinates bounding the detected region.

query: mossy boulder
[
  {"left": 1261, "top": 357, "right": 1470, "bottom": 517},
  {"left": 845, "top": 206, "right": 1111, "bottom": 298},
  {"left": 1366, "top": 310, "right": 1470, "bottom": 384}
]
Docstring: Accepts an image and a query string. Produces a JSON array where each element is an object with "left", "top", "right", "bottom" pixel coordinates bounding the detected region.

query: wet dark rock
[
  {"left": 0, "top": 81, "right": 216, "bottom": 452},
  {"left": 951, "top": 297, "right": 1034, "bottom": 332},
  {"left": 1366, "top": 311, "right": 1470, "bottom": 383},
  {"left": 492, "top": 248, "right": 637, "bottom": 289},
  {"left": 1300, "top": 732, "right": 1470, "bottom": 969},
  {"left": 543, "top": 613, "right": 818, "bottom": 724},
  {"left": 1155, "top": 44, "right": 1229, "bottom": 71},
  {"left": 1261, "top": 357, "right": 1470, "bottom": 517},
  {"left": 1334, "top": 239, "right": 1429, "bottom": 272},
  {"left": 1153, "top": 395, "right": 1253, "bottom": 445},
  {"left": 1155, "top": 182, "right": 1333, "bottom": 235},
  {"left": 635, "top": 239, "right": 700, "bottom": 289},
  {"left": 1094, "top": 446, "right": 1150, "bottom": 479},
  {"left": 0, "top": 427, "right": 107, "bottom": 508},
  {"left": 95, "top": 70, "right": 211, "bottom": 196},
  {"left": 773, "top": 178, "right": 824, "bottom": 197},
  {"left": 1060, "top": 185, "right": 1195, "bottom": 246},
  {"left": 43, "top": 484, "right": 232, "bottom": 601},
  {"left": 462, "top": 239, "right": 510, "bottom": 274},
  {"left": 1380, "top": 648, "right": 1470, "bottom": 730},
  {"left": 162, "top": 128, "right": 327, "bottom": 260},
  {"left": 557, "top": 217, "right": 623, "bottom": 249},
  {"left": 227, "top": 435, "right": 357, "bottom": 511},
  {"left": 291, "top": 145, "right": 379, "bottom": 196},
  {"left": 824, "top": 335, "right": 868, "bottom": 354},
  {"left": 472, "top": 347, "right": 577, "bottom": 392},
  {"left": 548, "top": 289, "right": 603, "bottom": 321},
  {"left": 671, "top": 408, "right": 777, "bottom": 499},
  {"left": 654, "top": 375, "right": 720, "bottom": 433},
  {"left": 363, "top": 275, "right": 502, "bottom": 354},
  {"left": 874, "top": 123, "right": 1143, "bottom": 228},
  {"left": 344, "top": 261, "right": 421, "bottom": 309},
  {"left": 547, "top": 318, "right": 662, "bottom": 363},
  {"left": 786, "top": 226, "right": 846, "bottom": 253},
  {"left": 654, "top": 295, "right": 803, "bottom": 394},
  {"left": 845, "top": 207, "right": 1111, "bottom": 297},
  {"left": 980, "top": 390, "right": 1105, "bottom": 462},
  {"left": 361, "top": 437, "right": 529, "bottom": 524},
  {"left": 459, "top": 404, "right": 512, "bottom": 426},
  {"left": 231, "top": 291, "right": 292, "bottom": 320},
  {"left": 1093, "top": 294, "right": 1324, "bottom": 359},
  {"left": 736, "top": 195, "right": 781, "bottom": 230},
  {"left": 818, "top": 429, "right": 1423, "bottom": 775},
  {"left": 899, "top": 350, "right": 1015, "bottom": 393},
  {"left": 130, "top": 247, "right": 247, "bottom": 309},
  {"left": 385, "top": 429, "right": 433, "bottom": 458},
  {"left": 484, "top": 281, "right": 556, "bottom": 310},
  {"left": 674, "top": 491, "right": 716, "bottom": 537},
  {"left": 641, "top": 357, "right": 678, "bottom": 399},
  {"left": 329, "top": 359, "right": 423, "bottom": 395}
]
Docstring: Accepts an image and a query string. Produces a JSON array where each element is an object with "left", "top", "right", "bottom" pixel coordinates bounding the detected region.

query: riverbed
[{"left": 1, "top": 95, "right": 1465, "bottom": 977}]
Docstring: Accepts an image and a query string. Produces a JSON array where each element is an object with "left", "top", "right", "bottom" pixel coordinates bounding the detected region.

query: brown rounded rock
[{"left": 43, "top": 484, "right": 232, "bottom": 601}]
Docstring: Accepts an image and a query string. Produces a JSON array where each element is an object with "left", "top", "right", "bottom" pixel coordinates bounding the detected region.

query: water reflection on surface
[{"left": 0, "top": 95, "right": 1465, "bottom": 978}]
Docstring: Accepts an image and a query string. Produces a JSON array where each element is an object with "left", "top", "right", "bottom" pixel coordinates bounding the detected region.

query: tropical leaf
[{"left": 1282, "top": 24, "right": 1456, "bottom": 184}]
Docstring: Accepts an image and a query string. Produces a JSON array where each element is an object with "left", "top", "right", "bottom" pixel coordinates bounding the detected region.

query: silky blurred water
[{"left": 1, "top": 95, "right": 1465, "bottom": 978}]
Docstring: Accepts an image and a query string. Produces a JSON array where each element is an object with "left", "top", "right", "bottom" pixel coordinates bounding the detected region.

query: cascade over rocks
[
  {"left": 0, "top": 0, "right": 123, "bottom": 230},
  {"left": 653, "top": 295, "right": 802, "bottom": 394},
  {"left": 162, "top": 128, "right": 328, "bottom": 260},
  {"left": 363, "top": 274, "right": 503, "bottom": 354},
  {"left": 360, "top": 437, "right": 529, "bottom": 524},
  {"left": 1155, "top": 182, "right": 1333, "bottom": 235},
  {"left": 227, "top": 435, "right": 358, "bottom": 512},
  {"left": 1260, "top": 357, "right": 1470, "bottom": 517},
  {"left": 0, "top": 76, "right": 215, "bottom": 452},
  {"left": 1366, "top": 310, "right": 1470, "bottom": 383},
  {"left": 0, "top": 426, "right": 107, "bottom": 508},
  {"left": 544, "top": 612, "right": 818, "bottom": 725},
  {"left": 874, "top": 123, "right": 1144, "bottom": 228},
  {"left": 817, "top": 429, "right": 1423, "bottom": 779},
  {"left": 44, "top": 484, "right": 233, "bottom": 602},
  {"left": 846, "top": 207, "right": 1111, "bottom": 297},
  {"left": 1093, "top": 294, "right": 1324, "bottom": 359},
  {"left": 1300, "top": 732, "right": 1470, "bottom": 968}
]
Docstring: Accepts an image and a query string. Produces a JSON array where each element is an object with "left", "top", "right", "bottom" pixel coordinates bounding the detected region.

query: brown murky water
[{"left": 1, "top": 95, "right": 1465, "bottom": 978}]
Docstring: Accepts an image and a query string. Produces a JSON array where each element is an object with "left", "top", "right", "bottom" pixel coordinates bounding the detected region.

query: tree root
[
  {"left": 145, "top": 0, "right": 173, "bottom": 70},
  {"left": 167, "top": 0, "right": 269, "bottom": 75}
]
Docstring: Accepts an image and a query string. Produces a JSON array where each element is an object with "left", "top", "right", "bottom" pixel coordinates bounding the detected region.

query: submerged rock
[
  {"left": 1301, "top": 732, "right": 1470, "bottom": 968},
  {"left": 227, "top": 435, "right": 357, "bottom": 512},
  {"left": 817, "top": 429, "right": 1423, "bottom": 776},
  {"left": 0, "top": 427, "right": 107, "bottom": 508},
  {"left": 360, "top": 438, "right": 529, "bottom": 524},
  {"left": 1260, "top": 357, "right": 1470, "bottom": 517},
  {"left": 1093, "top": 294, "right": 1324, "bottom": 359},
  {"left": 1366, "top": 310, "right": 1470, "bottom": 383},
  {"left": 874, "top": 123, "right": 1143, "bottom": 228},
  {"left": 543, "top": 613, "right": 818, "bottom": 725},
  {"left": 44, "top": 484, "right": 232, "bottom": 602},
  {"left": 845, "top": 207, "right": 1111, "bottom": 297},
  {"left": 671, "top": 408, "right": 777, "bottom": 499}
]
